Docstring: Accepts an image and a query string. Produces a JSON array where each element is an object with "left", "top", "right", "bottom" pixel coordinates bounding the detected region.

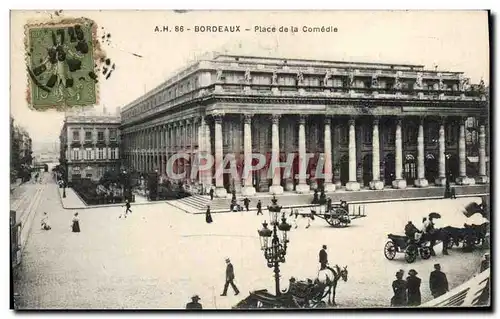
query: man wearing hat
[
  {"left": 185, "top": 295, "right": 202, "bottom": 309},
  {"left": 391, "top": 270, "right": 407, "bottom": 307},
  {"left": 319, "top": 245, "right": 328, "bottom": 269},
  {"left": 429, "top": 264, "right": 448, "bottom": 298},
  {"left": 406, "top": 269, "right": 421, "bottom": 306},
  {"left": 221, "top": 258, "right": 240, "bottom": 296}
]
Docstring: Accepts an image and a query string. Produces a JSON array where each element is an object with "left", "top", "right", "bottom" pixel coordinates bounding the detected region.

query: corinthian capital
[
  {"left": 298, "top": 114, "right": 307, "bottom": 125},
  {"left": 271, "top": 114, "right": 281, "bottom": 125},
  {"left": 213, "top": 113, "right": 224, "bottom": 124},
  {"left": 243, "top": 114, "right": 253, "bottom": 124}
]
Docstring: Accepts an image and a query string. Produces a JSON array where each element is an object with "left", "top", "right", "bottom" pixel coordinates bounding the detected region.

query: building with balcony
[
  {"left": 120, "top": 53, "right": 489, "bottom": 197},
  {"left": 59, "top": 109, "right": 121, "bottom": 183}
]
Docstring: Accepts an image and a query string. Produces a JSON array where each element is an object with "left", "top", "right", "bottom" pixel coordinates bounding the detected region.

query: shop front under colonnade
[{"left": 120, "top": 54, "right": 488, "bottom": 197}]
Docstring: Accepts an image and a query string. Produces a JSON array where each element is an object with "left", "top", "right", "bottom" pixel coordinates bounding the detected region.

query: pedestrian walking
[
  {"left": 185, "top": 295, "right": 203, "bottom": 310},
  {"left": 205, "top": 205, "right": 213, "bottom": 224},
  {"left": 429, "top": 264, "right": 449, "bottom": 299},
  {"left": 41, "top": 212, "right": 51, "bottom": 230},
  {"left": 71, "top": 212, "right": 81, "bottom": 233},
  {"left": 220, "top": 258, "right": 240, "bottom": 296},
  {"left": 120, "top": 199, "right": 132, "bottom": 219},
  {"left": 391, "top": 270, "right": 407, "bottom": 307},
  {"left": 209, "top": 188, "right": 214, "bottom": 200},
  {"left": 326, "top": 197, "right": 332, "bottom": 213},
  {"left": 256, "top": 200, "right": 263, "bottom": 215},
  {"left": 406, "top": 269, "right": 421, "bottom": 306},
  {"left": 243, "top": 197, "right": 250, "bottom": 211}
]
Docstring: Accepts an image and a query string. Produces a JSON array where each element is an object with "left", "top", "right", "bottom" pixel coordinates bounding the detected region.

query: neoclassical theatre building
[{"left": 120, "top": 54, "right": 489, "bottom": 197}]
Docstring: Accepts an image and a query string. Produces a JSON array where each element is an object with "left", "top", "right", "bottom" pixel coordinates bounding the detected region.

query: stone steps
[{"left": 168, "top": 184, "right": 489, "bottom": 214}]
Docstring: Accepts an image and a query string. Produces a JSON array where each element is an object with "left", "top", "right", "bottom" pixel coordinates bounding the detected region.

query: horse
[{"left": 317, "top": 265, "right": 348, "bottom": 306}]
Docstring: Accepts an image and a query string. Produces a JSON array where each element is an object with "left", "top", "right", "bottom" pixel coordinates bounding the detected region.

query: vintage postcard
[{"left": 10, "top": 10, "right": 490, "bottom": 310}]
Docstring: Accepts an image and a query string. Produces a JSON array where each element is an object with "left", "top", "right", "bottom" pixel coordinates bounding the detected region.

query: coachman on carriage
[{"left": 233, "top": 265, "right": 349, "bottom": 309}]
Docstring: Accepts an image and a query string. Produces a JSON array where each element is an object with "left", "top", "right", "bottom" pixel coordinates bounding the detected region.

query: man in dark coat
[
  {"left": 326, "top": 197, "right": 332, "bottom": 213},
  {"left": 205, "top": 205, "right": 213, "bottom": 224},
  {"left": 243, "top": 197, "right": 250, "bottom": 211},
  {"left": 319, "top": 245, "right": 329, "bottom": 269},
  {"left": 429, "top": 264, "right": 449, "bottom": 298},
  {"left": 404, "top": 221, "right": 420, "bottom": 242},
  {"left": 209, "top": 188, "right": 214, "bottom": 200},
  {"left": 256, "top": 200, "right": 263, "bottom": 215},
  {"left": 221, "top": 258, "right": 240, "bottom": 296},
  {"left": 406, "top": 269, "right": 421, "bottom": 306},
  {"left": 185, "top": 295, "right": 202, "bottom": 309}
]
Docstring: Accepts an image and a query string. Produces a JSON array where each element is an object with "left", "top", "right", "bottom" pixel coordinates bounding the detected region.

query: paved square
[{"left": 14, "top": 178, "right": 487, "bottom": 309}]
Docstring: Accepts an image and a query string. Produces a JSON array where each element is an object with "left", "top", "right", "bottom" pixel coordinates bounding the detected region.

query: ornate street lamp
[{"left": 257, "top": 196, "right": 292, "bottom": 296}]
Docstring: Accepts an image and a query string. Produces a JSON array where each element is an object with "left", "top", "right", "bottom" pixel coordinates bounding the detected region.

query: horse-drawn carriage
[
  {"left": 384, "top": 234, "right": 432, "bottom": 263},
  {"left": 444, "top": 222, "right": 489, "bottom": 250},
  {"left": 233, "top": 265, "right": 349, "bottom": 309},
  {"left": 294, "top": 201, "right": 367, "bottom": 228}
]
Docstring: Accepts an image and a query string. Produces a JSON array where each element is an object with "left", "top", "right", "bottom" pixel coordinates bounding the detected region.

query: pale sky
[{"left": 10, "top": 10, "right": 489, "bottom": 146}]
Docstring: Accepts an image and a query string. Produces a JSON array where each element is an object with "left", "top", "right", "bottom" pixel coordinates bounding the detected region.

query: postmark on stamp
[{"left": 25, "top": 18, "right": 99, "bottom": 110}]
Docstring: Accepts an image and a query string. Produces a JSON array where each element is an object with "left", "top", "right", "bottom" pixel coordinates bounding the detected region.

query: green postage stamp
[{"left": 25, "top": 18, "right": 98, "bottom": 110}]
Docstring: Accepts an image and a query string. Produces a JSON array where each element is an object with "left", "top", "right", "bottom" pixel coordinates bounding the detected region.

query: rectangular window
[
  {"left": 72, "top": 148, "right": 79, "bottom": 160},
  {"left": 97, "top": 131, "right": 105, "bottom": 141},
  {"left": 72, "top": 130, "right": 80, "bottom": 141},
  {"left": 339, "top": 125, "right": 348, "bottom": 145},
  {"left": 110, "top": 148, "right": 116, "bottom": 160},
  {"left": 85, "top": 131, "right": 92, "bottom": 141},
  {"left": 109, "top": 129, "right": 117, "bottom": 141},
  {"left": 86, "top": 148, "right": 92, "bottom": 160},
  {"left": 363, "top": 126, "right": 372, "bottom": 144},
  {"left": 98, "top": 148, "right": 104, "bottom": 159}
]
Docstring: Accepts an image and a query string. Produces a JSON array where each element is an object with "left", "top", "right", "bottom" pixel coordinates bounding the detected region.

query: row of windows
[
  {"left": 124, "top": 76, "right": 202, "bottom": 120},
  {"left": 71, "top": 148, "right": 119, "bottom": 160},
  {"left": 72, "top": 129, "right": 117, "bottom": 142},
  {"left": 123, "top": 126, "right": 200, "bottom": 148}
]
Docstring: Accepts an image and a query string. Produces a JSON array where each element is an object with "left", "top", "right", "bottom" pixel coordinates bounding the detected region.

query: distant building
[{"left": 59, "top": 110, "right": 121, "bottom": 183}]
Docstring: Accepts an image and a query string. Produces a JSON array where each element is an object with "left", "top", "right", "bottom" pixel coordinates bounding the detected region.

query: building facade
[
  {"left": 120, "top": 54, "right": 489, "bottom": 197},
  {"left": 59, "top": 111, "right": 121, "bottom": 183}
]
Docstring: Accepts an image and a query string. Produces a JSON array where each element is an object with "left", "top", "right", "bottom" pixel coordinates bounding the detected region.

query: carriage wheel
[
  {"left": 420, "top": 247, "right": 431, "bottom": 260},
  {"left": 405, "top": 245, "right": 418, "bottom": 263},
  {"left": 327, "top": 216, "right": 341, "bottom": 227},
  {"left": 384, "top": 241, "right": 397, "bottom": 260}
]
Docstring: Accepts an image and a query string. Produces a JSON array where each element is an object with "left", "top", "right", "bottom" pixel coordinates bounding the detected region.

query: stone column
[
  {"left": 456, "top": 118, "right": 473, "bottom": 185},
  {"left": 435, "top": 118, "right": 447, "bottom": 186},
  {"left": 157, "top": 127, "right": 161, "bottom": 173},
  {"left": 213, "top": 114, "right": 227, "bottom": 197},
  {"left": 296, "top": 115, "right": 310, "bottom": 193},
  {"left": 346, "top": 118, "right": 360, "bottom": 191},
  {"left": 392, "top": 118, "right": 407, "bottom": 189},
  {"left": 369, "top": 117, "right": 384, "bottom": 190},
  {"left": 323, "top": 117, "right": 336, "bottom": 192},
  {"left": 269, "top": 114, "right": 284, "bottom": 194},
  {"left": 205, "top": 119, "right": 213, "bottom": 188},
  {"left": 197, "top": 117, "right": 205, "bottom": 187},
  {"left": 476, "top": 121, "right": 488, "bottom": 183},
  {"left": 160, "top": 126, "right": 165, "bottom": 176},
  {"left": 414, "top": 118, "right": 429, "bottom": 187},
  {"left": 242, "top": 114, "right": 256, "bottom": 196}
]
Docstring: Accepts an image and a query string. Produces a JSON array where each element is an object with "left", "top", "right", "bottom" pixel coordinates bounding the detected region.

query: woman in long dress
[
  {"left": 71, "top": 212, "right": 81, "bottom": 233},
  {"left": 205, "top": 205, "right": 213, "bottom": 224}
]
